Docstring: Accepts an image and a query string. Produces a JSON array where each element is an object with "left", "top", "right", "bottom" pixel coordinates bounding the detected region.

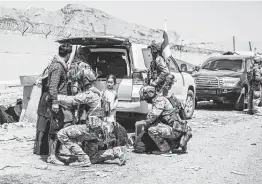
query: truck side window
[{"left": 167, "top": 58, "right": 179, "bottom": 72}]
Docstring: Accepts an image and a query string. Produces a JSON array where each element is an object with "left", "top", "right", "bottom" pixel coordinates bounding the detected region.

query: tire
[
  {"left": 235, "top": 87, "right": 247, "bottom": 111},
  {"left": 195, "top": 99, "right": 198, "bottom": 108},
  {"left": 181, "top": 90, "right": 195, "bottom": 119},
  {"left": 213, "top": 100, "right": 223, "bottom": 104}
]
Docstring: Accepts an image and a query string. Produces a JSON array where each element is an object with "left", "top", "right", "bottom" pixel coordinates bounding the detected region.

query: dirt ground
[{"left": 0, "top": 102, "right": 262, "bottom": 184}]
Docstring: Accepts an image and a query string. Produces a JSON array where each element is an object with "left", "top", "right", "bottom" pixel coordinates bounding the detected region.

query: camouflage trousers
[
  {"left": 57, "top": 125, "right": 95, "bottom": 159},
  {"left": 148, "top": 122, "right": 185, "bottom": 152},
  {"left": 57, "top": 124, "right": 125, "bottom": 164},
  {"left": 247, "top": 84, "right": 261, "bottom": 114}
]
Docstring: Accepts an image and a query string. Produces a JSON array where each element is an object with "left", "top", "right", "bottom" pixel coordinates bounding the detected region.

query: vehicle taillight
[
  {"left": 131, "top": 97, "right": 140, "bottom": 102},
  {"left": 132, "top": 72, "right": 145, "bottom": 85}
]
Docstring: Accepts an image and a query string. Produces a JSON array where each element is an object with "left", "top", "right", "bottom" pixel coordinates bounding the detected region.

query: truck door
[{"left": 167, "top": 57, "right": 186, "bottom": 101}]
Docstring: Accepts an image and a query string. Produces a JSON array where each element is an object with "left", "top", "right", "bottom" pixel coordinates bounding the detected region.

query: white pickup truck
[{"left": 19, "top": 36, "right": 196, "bottom": 125}]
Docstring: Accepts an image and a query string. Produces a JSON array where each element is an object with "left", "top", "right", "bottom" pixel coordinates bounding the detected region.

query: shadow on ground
[{"left": 196, "top": 102, "right": 236, "bottom": 111}]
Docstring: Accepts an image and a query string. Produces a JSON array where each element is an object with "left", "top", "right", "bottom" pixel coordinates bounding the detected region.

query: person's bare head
[{"left": 59, "top": 43, "right": 72, "bottom": 63}]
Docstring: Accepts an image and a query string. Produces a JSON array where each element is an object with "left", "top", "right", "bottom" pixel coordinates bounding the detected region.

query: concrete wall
[
  {"left": 19, "top": 75, "right": 41, "bottom": 123},
  {"left": 19, "top": 85, "right": 41, "bottom": 123}
]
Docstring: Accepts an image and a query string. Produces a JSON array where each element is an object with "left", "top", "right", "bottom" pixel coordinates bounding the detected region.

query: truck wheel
[
  {"left": 195, "top": 99, "right": 198, "bottom": 108},
  {"left": 181, "top": 90, "right": 195, "bottom": 119},
  {"left": 235, "top": 87, "right": 247, "bottom": 111},
  {"left": 213, "top": 100, "right": 223, "bottom": 104}
]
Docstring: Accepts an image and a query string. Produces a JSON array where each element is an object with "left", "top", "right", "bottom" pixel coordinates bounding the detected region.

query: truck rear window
[
  {"left": 79, "top": 47, "right": 129, "bottom": 78},
  {"left": 202, "top": 59, "right": 243, "bottom": 71}
]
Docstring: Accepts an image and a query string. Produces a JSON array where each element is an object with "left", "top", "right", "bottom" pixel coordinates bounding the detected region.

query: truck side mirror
[
  {"left": 181, "top": 64, "right": 188, "bottom": 72},
  {"left": 193, "top": 66, "right": 200, "bottom": 72}
]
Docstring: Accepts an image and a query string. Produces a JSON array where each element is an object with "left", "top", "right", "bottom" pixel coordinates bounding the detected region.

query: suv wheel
[
  {"left": 213, "top": 100, "right": 223, "bottom": 104},
  {"left": 181, "top": 90, "right": 195, "bottom": 119},
  {"left": 235, "top": 87, "right": 247, "bottom": 111}
]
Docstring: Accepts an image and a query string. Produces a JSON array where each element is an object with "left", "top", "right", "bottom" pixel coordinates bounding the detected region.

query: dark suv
[{"left": 192, "top": 55, "right": 255, "bottom": 110}]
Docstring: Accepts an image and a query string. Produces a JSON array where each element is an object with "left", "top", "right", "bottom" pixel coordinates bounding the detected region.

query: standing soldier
[
  {"left": 58, "top": 63, "right": 101, "bottom": 125},
  {"left": 258, "top": 57, "right": 262, "bottom": 107},
  {"left": 67, "top": 47, "right": 101, "bottom": 124},
  {"left": 247, "top": 56, "right": 262, "bottom": 114},
  {"left": 147, "top": 42, "right": 170, "bottom": 94}
]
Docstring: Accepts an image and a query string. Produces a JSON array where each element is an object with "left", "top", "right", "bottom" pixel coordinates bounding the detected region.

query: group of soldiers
[
  {"left": 33, "top": 41, "right": 193, "bottom": 167},
  {"left": 247, "top": 56, "right": 262, "bottom": 115}
]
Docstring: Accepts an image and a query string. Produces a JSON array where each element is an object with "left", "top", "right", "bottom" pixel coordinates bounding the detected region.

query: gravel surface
[{"left": 0, "top": 102, "right": 262, "bottom": 184}]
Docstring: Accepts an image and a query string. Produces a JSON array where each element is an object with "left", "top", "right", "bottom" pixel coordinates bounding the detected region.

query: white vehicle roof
[{"left": 234, "top": 51, "right": 257, "bottom": 56}]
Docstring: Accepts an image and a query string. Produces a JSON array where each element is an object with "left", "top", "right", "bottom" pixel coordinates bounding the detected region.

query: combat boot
[
  {"left": 151, "top": 150, "right": 171, "bottom": 155},
  {"left": 169, "top": 140, "right": 180, "bottom": 153},
  {"left": 113, "top": 146, "right": 127, "bottom": 166},
  {"left": 247, "top": 108, "right": 259, "bottom": 115},
  {"left": 69, "top": 155, "right": 92, "bottom": 167}
]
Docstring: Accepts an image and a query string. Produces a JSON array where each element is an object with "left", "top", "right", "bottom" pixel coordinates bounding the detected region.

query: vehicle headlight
[{"left": 221, "top": 77, "right": 240, "bottom": 87}]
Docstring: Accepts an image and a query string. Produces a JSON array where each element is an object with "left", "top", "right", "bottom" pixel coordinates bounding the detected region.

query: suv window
[
  {"left": 89, "top": 51, "right": 128, "bottom": 78},
  {"left": 167, "top": 57, "right": 179, "bottom": 72},
  {"left": 202, "top": 59, "right": 243, "bottom": 72}
]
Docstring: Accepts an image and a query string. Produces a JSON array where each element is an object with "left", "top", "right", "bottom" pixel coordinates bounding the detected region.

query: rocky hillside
[
  {"left": 0, "top": 4, "right": 181, "bottom": 44},
  {"left": 1, "top": 4, "right": 259, "bottom": 53}
]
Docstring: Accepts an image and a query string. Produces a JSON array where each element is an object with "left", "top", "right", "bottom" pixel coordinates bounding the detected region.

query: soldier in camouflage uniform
[
  {"left": 56, "top": 67, "right": 127, "bottom": 166},
  {"left": 137, "top": 86, "right": 192, "bottom": 154},
  {"left": 162, "top": 74, "right": 176, "bottom": 97},
  {"left": 147, "top": 42, "right": 170, "bottom": 94},
  {"left": 258, "top": 58, "right": 262, "bottom": 107},
  {"left": 247, "top": 56, "right": 262, "bottom": 115},
  {"left": 56, "top": 101, "right": 127, "bottom": 167},
  {"left": 57, "top": 121, "right": 127, "bottom": 167},
  {"left": 67, "top": 47, "right": 101, "bottom": 123}
]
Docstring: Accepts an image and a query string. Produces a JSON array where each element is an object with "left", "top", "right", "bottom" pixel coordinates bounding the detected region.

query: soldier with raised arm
[{"left": 147, "top": 42, "right": 170, "bottom": 94}]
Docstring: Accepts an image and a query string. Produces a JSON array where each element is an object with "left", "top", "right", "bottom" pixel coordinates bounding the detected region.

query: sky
[{"left": 0, "top": 1, "right": 261, "bottom": 43}]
